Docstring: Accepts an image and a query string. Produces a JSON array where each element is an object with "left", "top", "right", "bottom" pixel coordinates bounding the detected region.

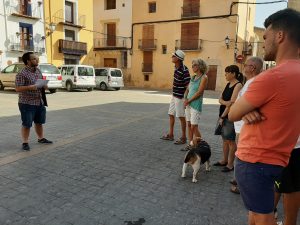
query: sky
[{"left": 255, "top": 0, "right": 288, "bottom": 28}]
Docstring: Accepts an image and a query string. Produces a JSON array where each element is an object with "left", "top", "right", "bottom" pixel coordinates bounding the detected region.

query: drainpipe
[{"left": 48, "top": 0, "right": 53, "bottom": 64}]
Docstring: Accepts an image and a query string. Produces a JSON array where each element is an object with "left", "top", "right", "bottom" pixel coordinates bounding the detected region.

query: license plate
[{"left": 46, "top": 76, "right": 56, "bottom": 81}]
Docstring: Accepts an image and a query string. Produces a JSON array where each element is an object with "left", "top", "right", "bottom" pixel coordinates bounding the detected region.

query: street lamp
[
  {"left": 41, "top": 22, "right": 56, "bottom": 39},
  {"left": 225, "top": 36, "right": 230, "bottom": 49}
]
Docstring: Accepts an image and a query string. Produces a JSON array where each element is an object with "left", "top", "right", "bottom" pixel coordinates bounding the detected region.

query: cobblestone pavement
[{"left": 0, "top": 89, "right": 281, "bottom": 225}]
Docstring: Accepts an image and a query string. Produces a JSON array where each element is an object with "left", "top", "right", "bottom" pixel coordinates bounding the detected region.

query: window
[
  {"left": 106, "top": 0, "right": 116, "bottom": 10},
  {"left": 65, "top": 1, "right": 74, "bottom": 24},
  {"left": 39, "top": 65, "right": 60, "bottom": 74},
  {"left": 144, "top": 74, "right": 149, "bottom": 81},
  {"left": 111, "top": 70, "right": 122, "bottom": 77},
  {"left": 65, "top": 29, "right": 75, "bottom": 41},
  {"left": 95, "top": 69, "right": 108, "bottom": 76},
  {"left": 20, "top": 0, "right": 32, "bottom": 16},
  {"left": 78, "top": 67, "right": 94, "bottom": 76},
  {"left": 148, "top": 2, "right": 156, "bottom": 13},
  {"left": 3, "top": 65, "right": 15, "bottom": 73},
  {"left": 122, "top": 51, "right": 128, "bottom": 68},
  {"left": 19, "top": 22, "right": 33, "bottom": 51},
  {"left": 162, "top": 45, "right": 167, "bottom": 54},
  {"left": 67, "top": 66, "right": 75, "bottom": 75}
]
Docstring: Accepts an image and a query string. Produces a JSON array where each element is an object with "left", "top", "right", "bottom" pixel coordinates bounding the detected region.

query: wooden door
[
  {"left": 143, "top": 51, "right": 153, "bottom": 72},
  {"left": 107, "top": 23, "right": 116, "bottom": 46},
  {"left": 181, "top": 22, "right": 199, "bottom": 50},
  {"left": 142, "top": 25, "right": 154, "bottom": 49},
  {"left": 206, "top": 65, "right": 217, "bottom": 90},
  {"left": 104, "top": 58, "right": 117, "bottom": 68}
]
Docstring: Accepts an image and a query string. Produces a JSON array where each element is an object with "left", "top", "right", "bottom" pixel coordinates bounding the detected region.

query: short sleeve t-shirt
[{"left": 236, "top": 60, "right": 300, "bottom": 167}]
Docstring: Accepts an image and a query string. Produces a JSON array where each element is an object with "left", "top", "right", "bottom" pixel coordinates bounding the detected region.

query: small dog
[{"left": 181, "top": 138, "right": 211, "bottom": 183}]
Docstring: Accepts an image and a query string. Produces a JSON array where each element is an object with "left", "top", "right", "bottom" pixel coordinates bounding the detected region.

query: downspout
[{"left": 48, "top": 0, "right": 53, "bottom": 64}]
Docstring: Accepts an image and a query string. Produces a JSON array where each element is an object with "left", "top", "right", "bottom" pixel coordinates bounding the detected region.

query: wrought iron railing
[
  {"left": 94, "top": 37, "right": 128, "bottom": 48},
  {"left": 52, "top": 9, "right": 86, "bottom": 27},
  {"left": 181, "top": 5, "right": 200, "bottom": 18},
  {"left": 175, "top": 39, "right": 202, "bottom": 51},
  {"left": 138, "top": 39, "right": 157, "bottom": 50},
  {"left": 58, "top": 39, "right": 87, "bottom": 55},
  {"left": 6, "top": 0, "right": 42, "bottom": 18}
]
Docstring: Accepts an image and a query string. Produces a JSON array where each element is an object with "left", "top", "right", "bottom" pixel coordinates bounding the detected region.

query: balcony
[
  {"left": 58, "top": 39, "right": 87, "bottom": 55},
  {"left": 242, "top": 42, "right": 253, "bottom": 56},
  {"left": 94, "top": 37, "right": 128, "bottom": 50},
  {"left": 142, "top": 63, "right": 153, "bottom": 73},
  {"left": 138, "top": 39, "right": 157, "bottom": 50},
  {"left": 175, "top": 39, "right": 202, "bottom": 51},
  {"left": 181, "top": 5, "right": 200, "bottom": 18},
  {"left": 8, "top": 43, "right": 34, "bottom": 52},
  {"left": 8, "top": 43, "right": 45, "bottom": 54},
  {"left": 53, "top": 10, "right": 86, "bottom": 28},
  {"left": 6, "top": 0, "right": 41, "bottom": 20}
]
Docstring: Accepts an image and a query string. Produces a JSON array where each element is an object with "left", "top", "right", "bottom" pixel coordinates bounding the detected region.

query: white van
[
  {"left": 59, "top": 65, "right": 96, "bottom": 91},
  {"left": 94, "top": 67, "right": 124, "bottom": 91}
]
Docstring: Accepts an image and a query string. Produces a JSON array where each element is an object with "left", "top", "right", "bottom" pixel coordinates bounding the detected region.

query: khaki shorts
[
  {"left": 168, "top": 96, "right": 185, "bottom": 117},
  {"left": 185, "top": 105, "right": 201, "bottom": 125}
]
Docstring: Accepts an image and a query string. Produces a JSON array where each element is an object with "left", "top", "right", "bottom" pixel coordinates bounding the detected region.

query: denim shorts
[
  {"left": 221, "top": 118, "right": 236, "bottom": 141},
  {"left": 18, "top": 103, "right": 46, "bottom": 128},
  {"left": 235, "top": 158, "right": 283, "bottom": 214}
]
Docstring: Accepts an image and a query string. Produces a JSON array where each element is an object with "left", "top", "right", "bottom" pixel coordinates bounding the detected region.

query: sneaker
[
  {"left": 38, "top": 138, "right": 53, "bottom": 144},
  {"left": 22, "top": 143, "right": 30, "bottom": 151}
]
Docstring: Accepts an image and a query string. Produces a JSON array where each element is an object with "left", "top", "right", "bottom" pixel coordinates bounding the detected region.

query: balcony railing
[
  {"left": 94, "top": 37, "right": 128, "bottom": 50},
  {"left": 138, "top": 39, "right": 157, "bottom": 50},
  {"left": 6, "top": 0, "right": 41, "bottom": 19},
  {"left": 53, "top": 9, "right": 86, "bottom": 28},
  {"left": 8, "top": 43, "right": 46, "bottom": 54},
  {"left": 58, "top": 39, "right": 87, "bottom": 55},
  {"left": 142, "top": 63, "right": 153, "bottom": 73},
  {"left": 242, "top": 42, "right": 253, "bottom": 56},
  {"left": 181, "top": 5, "right": 200, "bottom": 18},
  {"left": 175, "top": 39, "right": 202, "bottom": 51}
]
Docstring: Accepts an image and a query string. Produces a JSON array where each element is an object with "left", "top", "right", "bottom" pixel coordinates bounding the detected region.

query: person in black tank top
[{"left": 213, "top": 65, "right": 243, "bottom": 172}]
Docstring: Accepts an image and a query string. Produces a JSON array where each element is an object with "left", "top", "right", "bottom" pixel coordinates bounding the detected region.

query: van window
[
  {"left": 111, "top": 69, "right": 122, "bottom": 77},
  {"left": 61, "top": 67, "right": 68, "bottom": 76},
  {"left": 67, "top": 67, "right": 74, "bottom": 76},
  {"left": 15, "top": 64, "right": 25, "bottom": 73},
  {"left": 39, "top": 65, "right": 60, "bottom": 74},
  {"left": 78, "top": 67, "right": 94, "bottom": 76},
  {"left": 95, "top": 69, "right": 108, "bottom": 76},
  {"left": 3, "top": 65, "right": 15, "bottom": 73}
]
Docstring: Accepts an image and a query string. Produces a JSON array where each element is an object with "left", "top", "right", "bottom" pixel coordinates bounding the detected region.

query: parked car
[
  {"left": 0, "top": 63, "right": 62, "bottom": 93},
  {"left": 94, "top": 67, "right": 124, "bottom": 91},
  {"left": 59, "top": 65, "right": 96, "bottom": 92}
]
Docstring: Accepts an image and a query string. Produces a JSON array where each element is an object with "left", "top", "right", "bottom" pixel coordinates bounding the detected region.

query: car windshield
[
  {"left": 78, "top": 67, "right": 94, "bottom": 76},
  {"left": 39, "top": 65, "right": 60, "bottom": 74},
  {"left": 111, "top": 70, "right": 122, "bottom": 77}
]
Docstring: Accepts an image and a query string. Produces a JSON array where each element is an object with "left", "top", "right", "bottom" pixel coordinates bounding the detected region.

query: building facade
[
  {"left": 0, "top": 0, "right": 47, "bottom": 70},
  {"left": 93, "top": 0, "right": 132, "bottom": 82},
  {"left": 131, "top": 0, "right": 256, "bottom": 90},
  {"left": 289, "top": 0, "right": 300, "bottom": 11},
  {"left": 43, "top": 0, "right": 94, "bottom": 66}
]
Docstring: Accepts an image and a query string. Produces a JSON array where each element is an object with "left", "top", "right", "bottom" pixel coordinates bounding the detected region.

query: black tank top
[{"left": 219, "top": 82, "right": 240, "bottom": 118}]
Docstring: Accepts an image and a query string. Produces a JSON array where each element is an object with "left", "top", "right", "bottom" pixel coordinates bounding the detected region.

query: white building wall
[
  {"left": 93, "top": 0, "right": 132, "bottom": 69},
  {"left": 0, "top": 0, "right": 47, "bottom": 70}
]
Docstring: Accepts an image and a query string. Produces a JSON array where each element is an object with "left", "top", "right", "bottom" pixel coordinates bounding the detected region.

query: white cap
[{"left": 172, "top": 49, "right": 185, "bottom": 61}]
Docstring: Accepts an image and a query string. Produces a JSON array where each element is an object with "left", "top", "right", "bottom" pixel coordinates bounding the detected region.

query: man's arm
[
  {"left": 15, "top": 85, "right": 37, "bottom": 92},
  {"left": 228, "top": 96, "right": 256, "bottom": 122}
]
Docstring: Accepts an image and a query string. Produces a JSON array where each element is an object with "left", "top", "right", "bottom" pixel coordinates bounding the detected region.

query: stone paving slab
[{"left": 0, "top": 90, "right": 284, "bottom": 225}]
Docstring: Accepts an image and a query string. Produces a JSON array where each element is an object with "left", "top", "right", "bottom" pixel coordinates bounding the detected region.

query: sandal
[
  {"left": 213, "top": 161, "right": 228, "bottom": 166},
  {"left": 222, "top": 166, "right": 234, "bottom": 172},
  {"left": 230, "top": 185, "right": 240, "bottom": 194},
  {"left": 160, "top": 134, "right": 174, "bottom": 141},
  {"left": 174, "top": 137, "right": 187, "bottom": 145},
  {"left": 229, "top": 179, "right": 237, "bottom": 186}
]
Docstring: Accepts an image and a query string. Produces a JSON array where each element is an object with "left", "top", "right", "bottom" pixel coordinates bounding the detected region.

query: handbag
[{"left": 214, "top": 120, "right": 222, "bottom": 135}]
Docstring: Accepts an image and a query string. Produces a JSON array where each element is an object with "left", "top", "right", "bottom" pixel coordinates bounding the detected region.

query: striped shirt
[
  {"left": 172, "top": 63, "right": 190, "bottom": 99},
  {"left": 15, "top": 66, "right": 43, "bottom": 106}
]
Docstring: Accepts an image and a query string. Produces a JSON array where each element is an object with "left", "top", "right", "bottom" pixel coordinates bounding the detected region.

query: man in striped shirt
[{"left": 161, "top": 50, "right": 191, "bottom": 144}]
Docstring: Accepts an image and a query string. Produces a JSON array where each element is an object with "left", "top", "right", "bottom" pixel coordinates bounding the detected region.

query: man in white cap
[{"left": 161, "top": 49, "right": 191, "bottom": 145}]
